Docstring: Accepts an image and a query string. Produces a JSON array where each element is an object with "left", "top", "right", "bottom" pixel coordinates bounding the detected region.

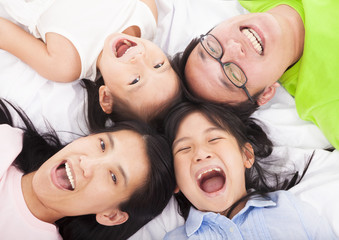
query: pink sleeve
[{"left": 0, "top": 124, "right": 23, "bottom": 178}]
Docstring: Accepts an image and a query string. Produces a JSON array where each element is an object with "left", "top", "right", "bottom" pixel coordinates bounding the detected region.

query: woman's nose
[
  {"left": 223, "top": 39, "right": 245, "bottom": 60},
  {"left": 79, "top": 155, "right": 96, "bottom": 178}
]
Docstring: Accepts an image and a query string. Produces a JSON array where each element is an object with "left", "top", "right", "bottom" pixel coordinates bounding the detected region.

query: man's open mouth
[
  {"left": 114, "top": 39, "right": 137, "bottom": 58},
  {"left": 197, "top": 167, "right": 226, "bottom": 193},
  {"left": 55, "top": 161, "right": 75, "bottom": 191},
  {"left": 241, "top": 27, "right": 264, "bottom": 55}
]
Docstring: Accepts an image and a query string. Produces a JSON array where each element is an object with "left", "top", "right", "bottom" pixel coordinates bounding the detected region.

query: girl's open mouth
[
  {"left": 197, "top": 167, "right": 226, "bottom": 194},
  {"left": 54, "top": 161, "right": 75, "bottom": 191},
  {"left": 114, "top": 39, "right": 137, "bottom": 58}
]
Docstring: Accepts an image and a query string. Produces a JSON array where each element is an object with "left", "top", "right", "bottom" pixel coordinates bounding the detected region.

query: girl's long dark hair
[
  {"left": 164, "top": 101, "right": 312, "bottom": 219},
  {"left": 0, "top": 98, "right": 175, "bottom": 240}
]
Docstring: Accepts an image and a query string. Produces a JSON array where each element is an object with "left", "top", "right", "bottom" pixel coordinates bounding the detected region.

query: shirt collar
[{"left": 185, "top": 194, "right": 276, "bottom": 236}]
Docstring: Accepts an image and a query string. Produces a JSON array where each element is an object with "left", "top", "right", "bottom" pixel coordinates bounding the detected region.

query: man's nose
[{"left": 223, "top": 39, "right": 245, "bottom": 60}]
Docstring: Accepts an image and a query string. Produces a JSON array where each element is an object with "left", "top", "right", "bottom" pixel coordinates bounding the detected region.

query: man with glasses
[{"left": 176, "top": 0, "right": 339, "bottom": 150}]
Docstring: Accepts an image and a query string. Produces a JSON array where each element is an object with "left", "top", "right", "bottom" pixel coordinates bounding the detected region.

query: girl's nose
[
  {"left": 223, "top": 39, "right": 245, "bottom": 60},
  {"left": 194, "top": 148, "right": 212, "bottom": 162},
  {"left": 129, "top": 52, "right": 143, "bottom": 64}
]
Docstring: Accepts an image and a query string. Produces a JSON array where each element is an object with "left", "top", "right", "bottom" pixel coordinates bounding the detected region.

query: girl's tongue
[
  {"left": 115, "top": 39, "right": 136, "bottom": 58},
  {"left": 199, "top": 170, "right": 225, "bottom": 193},
  {"left": 116, "top": 44, "right": 130, "bottom": 58}
]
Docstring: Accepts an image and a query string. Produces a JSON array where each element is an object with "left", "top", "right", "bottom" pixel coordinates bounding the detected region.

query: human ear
[
  {"left": 243, "top": 143, "right": 255, "bottom": 169},
  {"left": 174, "top": 185, "right": 180, "bottom": 194},
  {"left": 256, "top": 82, "right": 280, "bottom": 106},
  {"left": 96, "top": 209, "right": 129, "bottom": 226},
  {"left": 99, "top": 86, "right": 114, "bottom": 114}
]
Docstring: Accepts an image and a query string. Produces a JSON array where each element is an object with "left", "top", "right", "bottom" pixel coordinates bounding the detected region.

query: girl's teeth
[
  {"left": 65, "top": 162, "right": 75, "bottom": 190},
  {"left": 123, "top": 40, "right": 132, "bottom": 46}
]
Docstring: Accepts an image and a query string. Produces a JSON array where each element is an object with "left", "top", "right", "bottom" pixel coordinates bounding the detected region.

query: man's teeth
[
  {"left": 242, "top": 28, "right": 263, "bottom": 55},
  {"left": 65, "top": 162, "right": 75, "bottom": 190},
  {"left": 197, "top": 168, "right": 221, "bottom": 180}
]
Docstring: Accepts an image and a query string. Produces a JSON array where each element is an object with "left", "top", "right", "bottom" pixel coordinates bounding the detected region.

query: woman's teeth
[
  {"left": 242, "top": 28, "right": 263, "bottom": 55},
  {"left": 65, "top": 162, "right": 75, "bottom": 190}
]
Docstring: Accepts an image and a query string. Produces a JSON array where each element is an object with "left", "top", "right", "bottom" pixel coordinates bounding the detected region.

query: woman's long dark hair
[
  {"left": 0, "top": 99, "right": 175, "bottom": 240},
  {"left": 0, "top": 99, "right": 63, "bottom": 173},
  {"left": 164, "top": 101, "right": 311, "bottom": 219}
]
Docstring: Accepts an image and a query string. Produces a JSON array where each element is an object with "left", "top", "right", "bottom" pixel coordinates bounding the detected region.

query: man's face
[{"left": 185, "top": 10, "right": 295, "bottom": 104}]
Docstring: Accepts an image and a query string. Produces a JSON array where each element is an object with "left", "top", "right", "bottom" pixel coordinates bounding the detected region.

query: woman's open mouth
[
  {"left": 54, "top": 161, "right": 75, "bottom": 191},
  {"left": 114, "top": 39, "right": 137, "bottom": 58},
  {"left": 197, "top": 167, "right": 226, "bottom": 194}
]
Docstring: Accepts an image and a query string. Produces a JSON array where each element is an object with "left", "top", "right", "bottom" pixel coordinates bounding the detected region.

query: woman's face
[
  {"left": 98, "top": 33, "right": 180, "bottom": 120},
  {"left": 185, "top": 9, "right": 296, "bottom": 104},
  {"left": 173, "top": 112, "right": 251, "bottom": 213},
  {"left": 32, "top": 130, "right": 149, "bottom": 219}
]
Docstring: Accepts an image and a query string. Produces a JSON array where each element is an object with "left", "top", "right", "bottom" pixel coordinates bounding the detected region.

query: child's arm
[
  {"left": 139, "top": 0, "right": 158, "bottom": 22},
  {"left": 0, "top": 17, "right": 81, "bottom": 83}
]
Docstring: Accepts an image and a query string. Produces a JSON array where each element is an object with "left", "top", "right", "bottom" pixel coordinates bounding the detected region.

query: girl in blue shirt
[{"left": 164, "top": 101, "right": 337, "bottom": 240}]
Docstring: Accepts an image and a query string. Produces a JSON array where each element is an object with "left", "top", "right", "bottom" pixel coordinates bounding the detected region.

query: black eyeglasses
[{"left": 199, "top": 33, "right": 254, "bottom": 103}]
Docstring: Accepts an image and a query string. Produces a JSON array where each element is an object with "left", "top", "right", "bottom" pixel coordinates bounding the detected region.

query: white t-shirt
[
  {"left": 0, "top": 124, "right": 62, "bottom": 240},
  {"left": 1, "top": 0, "right": 157, "bottom": 80}
]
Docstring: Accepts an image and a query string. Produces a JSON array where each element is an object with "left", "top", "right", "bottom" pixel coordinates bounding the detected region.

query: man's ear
[
  {"left": 96, "top": 209, "right": 129, "bottom": 226},
  {"left": 99, "top": 86, "right": 114, "bottom": 114},
  {"left": 256, "top": 82, "right": 280, "bottom": 106},
  {"left": 243, "top": 143, "right": 255, "bottom": 169}
]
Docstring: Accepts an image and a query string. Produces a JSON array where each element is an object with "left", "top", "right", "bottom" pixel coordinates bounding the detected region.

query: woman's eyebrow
[
  {"left": 118, "top": 165, "right": 128, "bottom": 187},
  {"left": 105, "top": 132, "right": 115, "bottom": 149},
  {"left": 105, "top": 133, "right": 128, "bottom": 186}
]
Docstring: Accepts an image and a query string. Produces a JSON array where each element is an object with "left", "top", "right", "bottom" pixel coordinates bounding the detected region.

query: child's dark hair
[
  {"left": 0, "top": 98, "right": 176, "bottom": 240},
  {"left": 82, "top": 62, "right": 185, "bottom": 132},
  {"left": 164, "top": 101, "right": 311, "bottom": 219}
]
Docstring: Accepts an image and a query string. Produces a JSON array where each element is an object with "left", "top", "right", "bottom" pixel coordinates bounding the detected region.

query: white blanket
[{"left": 0, "top": 0, "right": 337, "bottom": 238}]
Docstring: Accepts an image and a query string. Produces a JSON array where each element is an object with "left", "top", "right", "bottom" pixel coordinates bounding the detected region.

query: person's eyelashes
[
  {"left": 154, "top": 62, "right": 164, "bottom": 69},
  {"left": 111, "top": 172, "right": 117, "bottom": 184},
  {"left": 129, "top": 76, "right": 140, "bottom": 85},
  {"left": 100, "top": 138, "right": 106, "bottom": 152}
]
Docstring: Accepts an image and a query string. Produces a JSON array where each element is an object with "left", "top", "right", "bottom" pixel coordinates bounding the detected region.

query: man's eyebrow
[{"left": 198, "top": 47, "right": 207, "bottom": 61}]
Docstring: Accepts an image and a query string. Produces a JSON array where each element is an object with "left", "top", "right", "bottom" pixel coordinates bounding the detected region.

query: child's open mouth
[
  {"left": 54, "top": 161, "right": 75, "bottom": 191},
  {"left": 114, "top": 39, "right": 137, "bottom": 58},
  {"left": 197, "top": 167, "right": 226, "bottom": 193}
]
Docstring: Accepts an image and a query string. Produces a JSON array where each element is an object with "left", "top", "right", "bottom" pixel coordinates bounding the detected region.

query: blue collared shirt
[{"left": 164, "top": 191, "right": 337, "bottom": 240}]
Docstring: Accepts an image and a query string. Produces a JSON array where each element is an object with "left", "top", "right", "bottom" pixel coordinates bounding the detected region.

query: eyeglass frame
[{"left": 199, "top": 33, "right": 255, "bottom": 103}]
